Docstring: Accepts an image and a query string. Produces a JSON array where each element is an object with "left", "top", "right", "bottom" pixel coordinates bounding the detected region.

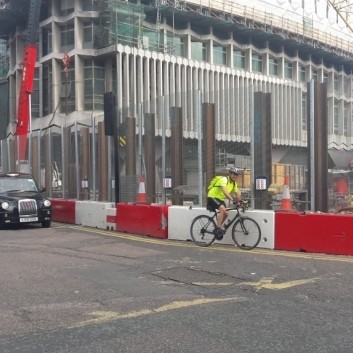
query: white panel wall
[
  {"left": 168, "top": 206, "right": 275, "bottom": 249},
  {"left": 76, "top": 201, "right": 116, "bottom": 229}
]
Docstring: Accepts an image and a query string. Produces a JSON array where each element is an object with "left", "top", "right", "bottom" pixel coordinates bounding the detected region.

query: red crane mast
[{"left": 16, "top": 0, "right": 41, "bottom": 161}]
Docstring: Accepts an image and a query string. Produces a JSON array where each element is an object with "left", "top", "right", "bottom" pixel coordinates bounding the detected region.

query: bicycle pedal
[{"left": 214, "top": 228, "right": 225, "bottom": 240}]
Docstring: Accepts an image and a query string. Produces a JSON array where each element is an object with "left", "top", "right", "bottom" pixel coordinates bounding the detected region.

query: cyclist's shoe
[{"left": 214, "top": 227, "right": 225, "bottom": 240}]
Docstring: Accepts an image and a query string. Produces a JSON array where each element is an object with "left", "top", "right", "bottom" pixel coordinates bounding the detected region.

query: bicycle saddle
[{"left": 207, "top": 205, "right": 216, "bottom": 212}]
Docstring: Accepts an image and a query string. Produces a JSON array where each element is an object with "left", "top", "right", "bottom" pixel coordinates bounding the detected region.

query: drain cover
[{"left": 152, "top": 267, "right": 243, "bottom": 288}]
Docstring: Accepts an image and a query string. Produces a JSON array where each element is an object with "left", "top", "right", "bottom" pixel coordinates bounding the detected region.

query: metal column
[{"left": 170, "top": 107, "right": 183, "bottom": 205}]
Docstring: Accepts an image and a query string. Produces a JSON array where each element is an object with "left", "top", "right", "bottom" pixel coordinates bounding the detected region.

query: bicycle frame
[{"left": 209, "top": 206, "right": 245, "bottom": 230}]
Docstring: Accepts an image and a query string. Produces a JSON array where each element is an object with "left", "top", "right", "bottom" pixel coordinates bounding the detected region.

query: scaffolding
[
  {"left": 97, "top": 0, "right": 164, "bottom": 51},
  {"left": 92, "top": 0, "right": 353, "bottom": 65},
  {"left": 168, "top": 0, "right": 353, "bottom": 62}
]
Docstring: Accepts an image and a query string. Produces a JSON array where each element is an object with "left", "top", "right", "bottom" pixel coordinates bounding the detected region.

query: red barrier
[
  {"left": 106, "top": 215, "right": 115, "bottom": 224},
  {"left": 50, "top": 199, "right": 76, "bottom": 224},
  {"left": 116, "top": 203, "right": 169, "bottom": 239},
  {"left": 275, "top": 211, "right": 353, "bottom": 255}
]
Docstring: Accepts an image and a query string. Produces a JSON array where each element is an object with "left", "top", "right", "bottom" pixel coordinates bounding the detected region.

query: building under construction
[{"left": 0, "top": 0, "right": 353, "bottom": 210}]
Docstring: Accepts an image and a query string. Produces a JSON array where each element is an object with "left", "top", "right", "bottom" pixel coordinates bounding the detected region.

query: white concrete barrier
[
  {"left": 168, "top": 206, "right": 275, "bottom": 249},
  {"left": 76, "top": 201, "right": 115, "bottom": 229},
  {"left": 244, "top": 209, "right": 275, "bottom": 249}
]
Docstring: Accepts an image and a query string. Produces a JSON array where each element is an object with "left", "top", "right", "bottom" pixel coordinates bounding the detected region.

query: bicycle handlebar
[{"left": 230, "top": 200, "right": 249, "bottom": 211}]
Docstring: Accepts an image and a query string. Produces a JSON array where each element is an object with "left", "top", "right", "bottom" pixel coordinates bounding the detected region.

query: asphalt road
[{"left": 1, "top": 223, "right": 353, "bottom": 353}]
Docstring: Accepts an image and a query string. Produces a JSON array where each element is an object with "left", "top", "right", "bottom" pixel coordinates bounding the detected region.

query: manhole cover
[{"left": 152, "top": 267, "right": 243, "bottom": 288}]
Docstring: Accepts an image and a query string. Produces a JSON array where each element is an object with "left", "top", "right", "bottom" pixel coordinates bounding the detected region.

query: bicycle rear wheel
[
  {"left": 232, "top": 217, "right": 261, "bottom": 250},
  {"left": 190, "top": 215, "right": 216, "bottom": 247}
]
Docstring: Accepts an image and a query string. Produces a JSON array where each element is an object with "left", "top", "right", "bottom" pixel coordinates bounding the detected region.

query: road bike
[{"left": 190, "top": 201, "right": 261, "bottom": 250}]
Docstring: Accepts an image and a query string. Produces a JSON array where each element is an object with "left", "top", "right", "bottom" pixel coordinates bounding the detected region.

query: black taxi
[{"left": 0, "top": 172, "right": 51, "bottom": 229}]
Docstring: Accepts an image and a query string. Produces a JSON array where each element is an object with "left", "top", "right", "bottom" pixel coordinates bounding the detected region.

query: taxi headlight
[
  {"left": 1, "top": 201, "right": 10, "bottom": 210},
  {"left": 43, "top": 199, "right": 51, "bottom": 207}
]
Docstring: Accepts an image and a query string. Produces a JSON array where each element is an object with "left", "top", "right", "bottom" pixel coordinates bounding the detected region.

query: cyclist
[{"left": 207, "top": 167, "right": 242, "bottom": 239}]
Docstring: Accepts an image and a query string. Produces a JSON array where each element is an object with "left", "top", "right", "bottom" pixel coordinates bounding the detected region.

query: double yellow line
[{"left": 53, "top": 222, "right": 353, "bottom": 264}]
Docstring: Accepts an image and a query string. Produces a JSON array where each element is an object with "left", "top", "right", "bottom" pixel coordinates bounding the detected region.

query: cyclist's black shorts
[{"left": 207, "top": 197, "right": 226, "bottom": 212}]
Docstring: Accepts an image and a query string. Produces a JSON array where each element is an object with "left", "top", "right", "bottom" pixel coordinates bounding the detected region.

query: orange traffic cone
[
  {"left": 279, "top": 176, "right": 293, "bottom": 211},
  {"left": 136, "top": 175, "right": 148, "bottom": 204}
]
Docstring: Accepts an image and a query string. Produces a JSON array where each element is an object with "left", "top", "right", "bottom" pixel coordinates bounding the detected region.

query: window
[
  {"left": 42, "top": 64, "right": 52, "bottom": 116},
  {"left": 252, "top": 54, "right": 262, "bottom": 73},
  {"left": 84, "top": 59, "right": 105, "bottom": 110},
  {"left": 233, "top": 50, "right": 245, "bottom": 69},
  {"left": 300, "top": 66, "right": 306, "bottom": 82},
  {"left": 344, "top": 78, "right": 351, "bottom": 97},
  {"left": 142, "top": 28, "right": 162, "bottom": 52},
  {"left": 213, "top": 45, "right": 227, "bottom": 66},
  {"left": 82, "top": 0, "right": 99, "bottom": 11},
  {"left": 334, "top": 99, "right": 339, "bottom": 134},
  {"left": 269, "top": 58, "right": 278, "bottom": 76},
  {"left": 312, "top": 69, "right": 318, "bottom": 81},
  {"left": 61, "top": 24, "right": 75, "bottom": 52},
  {"left": 42, "top": 28, "right": 52, "bottom": 56},
  {"left": 302, "top": 92, "right": 307, "bottom": 131},
  {"left": 112, "top": 63, "right": 117, "bottom": 96},
  {"left": 284, "top": 61, "right": 292, "bottom": 79},
  {"left": 60, "top": 0, "right": 74, "bottom": 16},
  {"left": 344, "top": 103, "right": 350, "bottom": 136},
  {"left": 191, "top": 41, "right": 207, "bottom": 62},
  {"left": 166, "top": 33, "right": 184, "bottom": 56},
  {"left": 0, "top": 41, "right": 8, "bottom": 78},
  {"left": 84, "top": 21, "right": 99, "bottom": 49},
  {"left": 60, "top": 58, "right": 75, "bottom": 114},
  {"left": 334, "top": 75, "right": 340, "bottom": 94},
  {"left": 32, "top": 68, "right": 40, "bottom": 118}
]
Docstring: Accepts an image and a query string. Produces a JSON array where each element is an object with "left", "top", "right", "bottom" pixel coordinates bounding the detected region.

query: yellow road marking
[
  {"left": 192, "top": 282, "right": 234, "bottom": 287},
  {"left": 239, "top": 276, "right": 319, "bottom": 291},
  {"left": 53, "top": 223, "right": 353, "bottom": 264},
  {"left": 68, "top": 297, "right": 242, "bottom": 329}
]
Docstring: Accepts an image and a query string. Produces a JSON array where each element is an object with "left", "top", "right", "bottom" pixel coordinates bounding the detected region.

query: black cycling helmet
[{"left": 229, "top": 167, "right": 240, "bottom": 175}]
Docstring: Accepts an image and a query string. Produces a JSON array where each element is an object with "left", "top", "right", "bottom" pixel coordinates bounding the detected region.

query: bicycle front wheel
[
  {"left": 190, "top": 215, "right": 216, "bottom": 247},
  {"left": 232, "top": 217, "right": 261, "bottom": 250}
]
